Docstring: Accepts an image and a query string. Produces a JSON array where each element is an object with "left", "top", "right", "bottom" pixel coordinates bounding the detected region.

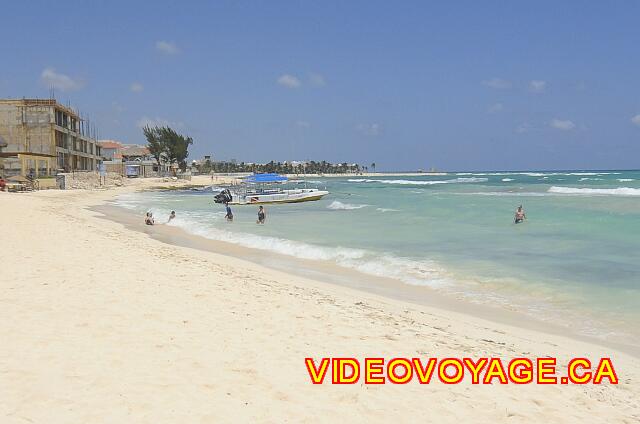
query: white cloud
[
  {"left": 130, "top": 82, "right": 144, "bottom": 93},
  {"left": 356, "top": 123, "right": 382, "bottom": 136},
  {"left": 136, "top": 116, "right": 184, "bottom": 129},
  {"left": 482, "top": 78, "right": 512, "bottom": 89},
  {"left": 487, "top": 103, "right": 504, "bottom": 113},
  {"left": 309, "top": 73, "right": 326, "bottom": 86},
  {"left": 296, "top": 120, "right": 310, "bottom": 128},
  {"left": 277, "top": 74, "right": 301, "bottom": 88},
  {"left": 529, "top": 80, "right": 547, "bottom": 93},
  {"left": 112, "top": 101, "right": 126, "bottom": 113},
  {"left": 40, "top": 67, "right": 84, "bottom": 92},
  {"left": 550, "top": 119, "right": 575, "bottom": 131},
  {"left": 631, "top": 114, "right": 640, "bottom": 126},
  {"left": 155, "top": 41, "right": 179, "bottom": 54}
]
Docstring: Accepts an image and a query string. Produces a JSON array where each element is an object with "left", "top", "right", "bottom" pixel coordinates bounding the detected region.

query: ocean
[{"left": 114, "top": 170, "right": 640, "bottom": 348}]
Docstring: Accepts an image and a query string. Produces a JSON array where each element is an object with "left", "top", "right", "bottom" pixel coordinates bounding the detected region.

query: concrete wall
[
  {"left": 61, "top": 171, "right": 124, "bottom": 189},
  {"left": 0, "top": 103, "right": 56, "bottom": 176},
  {"left": 36, "top": 178, "right": 58, "bottom": 190}
]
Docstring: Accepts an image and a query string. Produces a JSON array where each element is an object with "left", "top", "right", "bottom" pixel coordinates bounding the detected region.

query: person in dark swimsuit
[
  {"left": 225, "top": 203, "right": 234, "bottom": 222},
  {"left": 514, "top": 205, "right": 526, "bottom": 224},
  {"left": 257, "top": 206, "right": 266, "bottom": 224}
]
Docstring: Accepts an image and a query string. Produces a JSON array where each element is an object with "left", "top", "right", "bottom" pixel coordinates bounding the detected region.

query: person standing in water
[
  {"left": 168, "top": 211, "right": 176, "bottom": 223},
  {"left": 257, "top": 205, "right": 266, "bottom": 224},
  {"left": 514, "top": 205, "right": 526, "bottom": 224},
  {"left": 225, "top": 203, "right": 234, "bottom": 222}
]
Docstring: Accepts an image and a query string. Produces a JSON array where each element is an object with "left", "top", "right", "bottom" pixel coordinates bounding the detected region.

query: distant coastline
[{"left": 286, "top": 172, "right": 448, "bottom": 178}]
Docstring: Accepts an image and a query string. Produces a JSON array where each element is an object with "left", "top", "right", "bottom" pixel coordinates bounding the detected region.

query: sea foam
[
  {"left": 327, "top": 201, "right": 369, "bottom": 210},
  {"left": 348, "top": 177, "right": 488, "bottom": 185},
  {"left": 170, "top": 215, "right": 448, "bottom": 288},
  {"left": 548, "top": 186, "right": 640, "bottom": 196}
]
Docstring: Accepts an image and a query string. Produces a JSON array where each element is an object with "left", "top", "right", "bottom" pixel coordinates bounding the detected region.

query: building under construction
[{"left": 0, "top": 98, "right": 103, "bottom": 177}]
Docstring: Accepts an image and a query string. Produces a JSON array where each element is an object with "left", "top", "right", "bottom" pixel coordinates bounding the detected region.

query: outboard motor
[{"left": 214, "top": 189, "right": 233, "bottom": 204}]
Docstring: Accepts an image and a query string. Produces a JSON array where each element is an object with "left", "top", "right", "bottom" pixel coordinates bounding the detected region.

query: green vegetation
[
  {"left": 195, "top": 160, "right": 372, "bottom": 174},
  {"left": 143, "top": 126, "right": 193, "bottom": 172}
]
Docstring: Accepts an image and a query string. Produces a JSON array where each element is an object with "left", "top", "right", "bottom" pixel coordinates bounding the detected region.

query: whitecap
[
  {"left": 168, "top": 215, "right": 449, "bottom": 288},
  {"left": 327, "top": 201, "right": 369, "bottom": 210},
  {"left": 452, "top": 192, "right": 552, "bottom": 197},
  {"left": 548, "top": 186, "right": 640, "bottom": 196},
  {"left": 347, "top": 177, "right": 487, "bottom": 185}
]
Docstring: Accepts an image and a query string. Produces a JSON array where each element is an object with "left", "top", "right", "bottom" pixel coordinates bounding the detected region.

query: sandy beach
[{"left": 1, "top": 180, "right": 639, "bottom": 423}]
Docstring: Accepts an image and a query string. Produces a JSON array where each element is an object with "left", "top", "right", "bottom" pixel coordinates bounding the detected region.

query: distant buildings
[
  {"left": 191, "top": 155, "right": 213, "bottom": 169},
  {"left": 98, "top": 140, "right": 123, "bottom": 161},
  {"left": 98, "top": 140, "right": 171, "bottom": 177},
  {"left": 0, "top": 98, "right": 103, "bottom": 177},
  {"left": 98, "top": 140, "right": 151, "bottom": 161}
]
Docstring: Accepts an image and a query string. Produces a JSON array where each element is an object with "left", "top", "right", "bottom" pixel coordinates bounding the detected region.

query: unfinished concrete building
[{"left": 0, "top": 98, "right": 103, "bottom": 177}]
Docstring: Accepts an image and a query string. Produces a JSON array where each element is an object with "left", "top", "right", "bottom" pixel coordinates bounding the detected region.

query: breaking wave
[
  {"left": 327, "top": 201, "right": 369, "bottom": 210},
  {"left": 453, "top": 192, "right": 553, "bottom": 197},
  {"left": 167, "top": 215, "right": 448, "bottom": 288},
  {"left": 348, "top": 177, "right": 488, "bottom": 185},
  {"left": 455, "top": 171, "right": 623, "bottom": 177},
  {"left": 548, "top": 186, "right": 640, "bottom": 196}
]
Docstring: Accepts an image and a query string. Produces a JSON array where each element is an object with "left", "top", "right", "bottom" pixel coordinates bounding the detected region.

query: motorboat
[{"left": 213, "top": 173, "right": 329, "bottom": 205}]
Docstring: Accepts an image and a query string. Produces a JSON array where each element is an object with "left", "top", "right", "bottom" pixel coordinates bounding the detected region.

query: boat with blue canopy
[{"left": 213, "top": 173, "right": 329, "bottom": 205}]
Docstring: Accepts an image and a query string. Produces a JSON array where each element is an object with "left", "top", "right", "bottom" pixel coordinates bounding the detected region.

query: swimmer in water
[
  {"left": 514, "top": 205, "right": 526, "bottom": 224},
  {"left": 225, "top": 203, "right": 234, "bottom": 222},
  {"left": 145, "top": 212, "right": 155, "bottom": 226},
  {"left": 257, "top": 205, "right": 266, "bottom": 224}
]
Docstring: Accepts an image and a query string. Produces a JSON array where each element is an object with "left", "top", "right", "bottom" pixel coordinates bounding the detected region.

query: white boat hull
[{"left": 228, "top": 189, "right": 329, "bottom": 205}]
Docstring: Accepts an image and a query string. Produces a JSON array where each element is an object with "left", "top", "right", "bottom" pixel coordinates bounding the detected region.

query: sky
[{"left": 1, "top": 0, "right": 639, "bottom": 171}]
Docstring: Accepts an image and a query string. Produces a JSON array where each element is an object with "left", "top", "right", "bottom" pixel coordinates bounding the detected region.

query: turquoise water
[{"left": 115, "top": 170, "right": 640, "bottom": 345}]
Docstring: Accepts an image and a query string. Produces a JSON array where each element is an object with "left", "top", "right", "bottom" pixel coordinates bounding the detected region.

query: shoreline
[
  {"left": 1, "top": 181, "right": 639, "bottom": 422},
  {"left": 97, "top": 200, "right": 640, "bottom": 359}
]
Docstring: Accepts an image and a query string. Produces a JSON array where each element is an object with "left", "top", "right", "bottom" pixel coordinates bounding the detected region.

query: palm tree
[{"left": 370, "top": 162, "right": 376, "bottom": 173}]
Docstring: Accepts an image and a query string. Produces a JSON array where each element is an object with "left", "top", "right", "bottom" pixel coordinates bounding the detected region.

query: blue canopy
[{"left": 243, "top": 173, "right": 288, "bottom": 183}]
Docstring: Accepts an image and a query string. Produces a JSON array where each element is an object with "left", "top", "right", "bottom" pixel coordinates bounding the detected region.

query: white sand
[{"left": 1, "top": 181, "right": 639, "bottom": 423}]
